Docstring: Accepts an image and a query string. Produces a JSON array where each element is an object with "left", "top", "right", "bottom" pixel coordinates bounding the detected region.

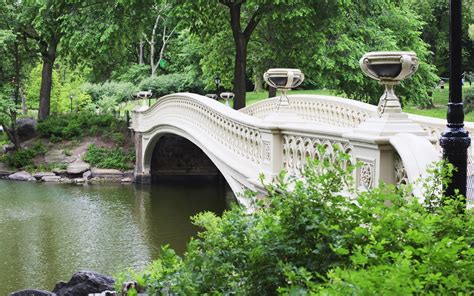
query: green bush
[
  {"left": 116, "top": 148, "right": 473, "bottom": 295},
  {"left": 464, "top": 89, "right": 474, "bottom": 114},
  {"left": 37, "top": 113, "right": 122, "bottom": 142},
  {"left": 83, "top": 144, "right": 134, "bottom": 170},
  {"left": 138, "top": 73, "right": 205, "bottom": 98},
  {"left": 114, "top": 64, "right": 151, "bottom": 84},
  {"left": 2, "top": 149, "right": 35, "bottom": 168},
  {"left": 1, "top": 140, "right": 48, "bottom": 169},
  {"left": 81, "top": 81, "right": 138, "bottom": 103}
]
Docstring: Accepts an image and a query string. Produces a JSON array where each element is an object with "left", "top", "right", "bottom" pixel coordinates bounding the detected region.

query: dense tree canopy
[{"left": 0, "top": 0, "right": 471, "bottom": 121}]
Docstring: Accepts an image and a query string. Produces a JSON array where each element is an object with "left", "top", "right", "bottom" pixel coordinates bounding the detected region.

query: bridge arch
[{"left": 141, "top": 124, "right": 248, "bottom": 205}]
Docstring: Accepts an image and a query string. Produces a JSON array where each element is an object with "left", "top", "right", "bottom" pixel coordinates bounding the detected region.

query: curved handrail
[
  {"left": 241, "top": 94, "right": 377, "bottom": 128},
  {"left": 133, "top": 92, "right": 275, "bottom": 131},
  {"left": 132, "top": 93, "right": 275, "bottom": 166},
  {"left": 390, "top": 133, "right": 440, "bottom": 199}
]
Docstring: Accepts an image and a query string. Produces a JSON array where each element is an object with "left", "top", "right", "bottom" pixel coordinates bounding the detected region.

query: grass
[
  {"left": 402, "top": 85, "right": 474, "bottom": 122},
  {"left": 245, "top": 89, "right": 336, "bottom": 106}
]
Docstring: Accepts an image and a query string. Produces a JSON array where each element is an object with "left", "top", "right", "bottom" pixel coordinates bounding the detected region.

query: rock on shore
[
  {"left": 9, "top": 271, "right": 116, "bottom": 296},
  {"left": 8, "top": 171, "right": 35, "bottom": 181},
  {"left": 52, "top": 271, "right": 115, "bottom": 296}
]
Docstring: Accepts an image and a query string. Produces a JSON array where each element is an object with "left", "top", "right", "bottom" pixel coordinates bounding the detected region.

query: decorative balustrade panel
[
  {"left": 281, "top": 132, "right": 353, "bottom": 176},
  {"left": 242, "top": 95, "right": 377, "bottom": 128},
  {"left": 137, "top": 95, "right": 264, "bottom": 166}
]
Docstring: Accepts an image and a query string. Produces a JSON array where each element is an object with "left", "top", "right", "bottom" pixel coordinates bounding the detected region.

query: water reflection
[{"left": 0, "top": 178, "right": 229, "bottom": 293}]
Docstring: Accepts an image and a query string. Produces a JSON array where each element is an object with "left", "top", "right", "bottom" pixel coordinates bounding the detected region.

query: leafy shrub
[
  {"left": 81, "top": 81, "right": 138, "bottom": 103},
  {"left": 464, "top": 89, "right": 474, "bottom": 114},
  {"left": 114, "top": 64, "right": 151, "bottom": 84},
  {"left": 138, "top": 73, "right": 205, "bottom": 98},
  {"left": 37, "top": 113, "right": 123, "bottom": 142},
  {"left": 1, "top": 140, "right": 48, "bottom": 169},
  {"left": 2, "top": 149, "right": 35, "bottom": 168},
  {"left": 116, "top": 148, "right": 474, "bottom": 295},
  {"left": 83, "top": 144, "right": 134, "bottom": 170}
]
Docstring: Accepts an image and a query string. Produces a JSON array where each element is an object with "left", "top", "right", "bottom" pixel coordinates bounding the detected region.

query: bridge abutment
[{"left": 134, "top": 131, "right": 152, "bottom": 184}]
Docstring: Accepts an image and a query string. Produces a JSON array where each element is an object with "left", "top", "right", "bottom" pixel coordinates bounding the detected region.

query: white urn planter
[
  {"left": 359, "top": 51, "right": 419, "bottom": 116},
  {"left": 263, "top": 68, "right": 304, "bottom": 122},
  {"left": 349, "top": 51, "right": 426, "bottom": 137},
  {"left": 220, "top": 92, "right": 235, "bottom": 107}
]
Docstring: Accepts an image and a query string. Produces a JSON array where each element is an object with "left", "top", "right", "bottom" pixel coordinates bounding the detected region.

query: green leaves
[{"left": 116, "top": 146, "right": 474, "bottom": 294}]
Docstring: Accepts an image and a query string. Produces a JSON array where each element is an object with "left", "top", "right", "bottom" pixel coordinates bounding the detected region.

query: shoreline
[{"left": 0, "top": 165, "right": 135, "bottom": 185}]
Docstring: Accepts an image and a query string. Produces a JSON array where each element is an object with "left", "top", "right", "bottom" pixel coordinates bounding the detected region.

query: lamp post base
[{"left": 440, "top": 128, "right": 471, "bottom": 198}]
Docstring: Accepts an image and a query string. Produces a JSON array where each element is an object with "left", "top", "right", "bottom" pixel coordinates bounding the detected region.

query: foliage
[
  {"left": 24, "top": 63, "right": 93, "bottom": 114},
  {"left": 83, "top": 144, "right": 134, "bottom": 170},
  {"left": 36, "top": 113, "right": 123, "bottom": 142},
  {"left": 402, "top": 0, "right": 474, "bottom": 75},
  {"left": 138, "top": 73, "right": 204, "bottom": 97},
  {"left": 1, "top": 148, "right": 35, "bottom": 168},
  {"left": 81, "top": 81, "right": 138, "bottom": 103},
  {"left": 114, "top": 64, "right": 151, "bottom": 84},
  {"left": 1, "top": 140, "right": 46, "bottom": 168},
  {"left": 464, "top": 88, "right": 474, "bottom": 114},
  {"left": 117, "top": 148, "right": 473, "bottom": 295}
]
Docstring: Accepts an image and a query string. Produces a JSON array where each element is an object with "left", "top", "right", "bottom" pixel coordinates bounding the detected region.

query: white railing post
[
  {"left": 259, "top": 128, "right": 283, "bottom": 179},
  {"left": 346, "top": 137, "right": 396, "bottom": 189}
]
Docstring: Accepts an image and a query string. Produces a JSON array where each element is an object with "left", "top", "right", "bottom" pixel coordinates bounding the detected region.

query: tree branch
[{"left": 243, "top": 4, "right": 271, "bottom": 40}]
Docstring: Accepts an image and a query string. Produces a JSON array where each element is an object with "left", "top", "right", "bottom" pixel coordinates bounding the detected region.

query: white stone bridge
[{"left": 130, "top": 93, "right": 474, "bottom": 205}]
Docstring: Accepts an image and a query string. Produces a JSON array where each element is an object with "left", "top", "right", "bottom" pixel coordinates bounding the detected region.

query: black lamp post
[
  {"left": 69, "top": 95, "right": 73, "bottom": 113},
  {"left": 214, "top": 76, "right": 221, "bottom": 96},
  {"left": 440, "top": 0, "right": 471, "bottom": 202}
]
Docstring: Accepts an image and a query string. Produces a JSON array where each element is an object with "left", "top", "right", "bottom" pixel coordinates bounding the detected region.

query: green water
[{"left": 0, "top": 179, "right": 229, "bottom": 293}]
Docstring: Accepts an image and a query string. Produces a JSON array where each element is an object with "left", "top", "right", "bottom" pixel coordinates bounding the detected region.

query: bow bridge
[{"left": 130, "top": 92, "right": 474, "bottom": 205}]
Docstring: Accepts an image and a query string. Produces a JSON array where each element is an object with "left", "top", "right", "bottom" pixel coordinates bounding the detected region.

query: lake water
[{"left": 0, "top": 178, "right": 230, "bottom": 293}]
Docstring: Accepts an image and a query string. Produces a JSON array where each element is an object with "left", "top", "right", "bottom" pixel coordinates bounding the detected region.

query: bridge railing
[
  {"left": 132, "top": 93, "right": 465, "bottom": 201},
  {"left": 241, "top": 94, "right": 377, "bottom": 128},
  {"left": 243, "top": 94, "right": 474, "bottom": 203}
]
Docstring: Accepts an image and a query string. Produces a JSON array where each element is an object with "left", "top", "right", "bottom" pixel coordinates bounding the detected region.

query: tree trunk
[
  {"left": 3, "top": 124, "right": 21, "bottom": 150},
  {"left": 39, "top": 58, "right": 54, "bottom": 120},
  {"left": 229, "top": 4, "right": 247, "bottom": 110},
  {"left": 232, "top": 35, "right": 247, "bottom": 109},
  {"left": 21, "top": 90, "right": 27, "bottom": 115},
  {"left": 38, "top": 41, "right": 57, "bottom": 121},
  {"left": 139, "top": 39, "right": 145, "bottom": 64},
  {"left": 254, "top": 71, "right": 263, "bottom": 92}
]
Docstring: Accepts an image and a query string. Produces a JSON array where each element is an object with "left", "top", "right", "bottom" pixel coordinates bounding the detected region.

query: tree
[
  {"left": 175, "top": 1, "right": 437, "bottom": 109},
  {"left": 174, "top": 0, "right": 311, "bottom": 109},
  {"left": 143, "top": 3, "right": 177, "bottom": 76},
  {"left": 402, "top": 0, "right": 474, "bottom": 75},
  {"left": 14, "top": 0, "right": 156, "bottom": 119},
  {"left": 0, "top": 1, "right": 36, "bottom": 149}
]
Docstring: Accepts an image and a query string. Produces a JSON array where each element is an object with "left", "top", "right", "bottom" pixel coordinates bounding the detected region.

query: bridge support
[
  {"left": 346, "top": 111, "right": 430, "bottom": 189},
  {"left": 134, "top": 131, "right": 151, "bottom": 184}
]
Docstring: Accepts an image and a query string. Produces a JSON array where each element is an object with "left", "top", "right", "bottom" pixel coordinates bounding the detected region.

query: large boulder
[
  {"left": 91, "top": 168, "right": 123, "bottom": 179},
  {"left": 42, "top": 175, "right": 61, "bottom": 182},
  {"left": 66, "top": 162, "right": 90, "bottom": 175},
  {"left": 9, "top": 290, "right": 55, "bottom": 296},
  {"left": 52, "top": 271, "right": 114, "bottom": 296},
  {"left": 16, "top": 118, "right": 37, "bottom": 142},
  {"left": 8, "top": 171, "right": 35, "bottom": 181},
  {"left": 33, "top": 172, "right": 56, "bottom": 180}
]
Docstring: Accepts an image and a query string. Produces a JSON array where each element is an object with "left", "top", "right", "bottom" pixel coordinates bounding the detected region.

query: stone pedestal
[{"left": 345, "top": 112, "right": 429, "bottom": 189}]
